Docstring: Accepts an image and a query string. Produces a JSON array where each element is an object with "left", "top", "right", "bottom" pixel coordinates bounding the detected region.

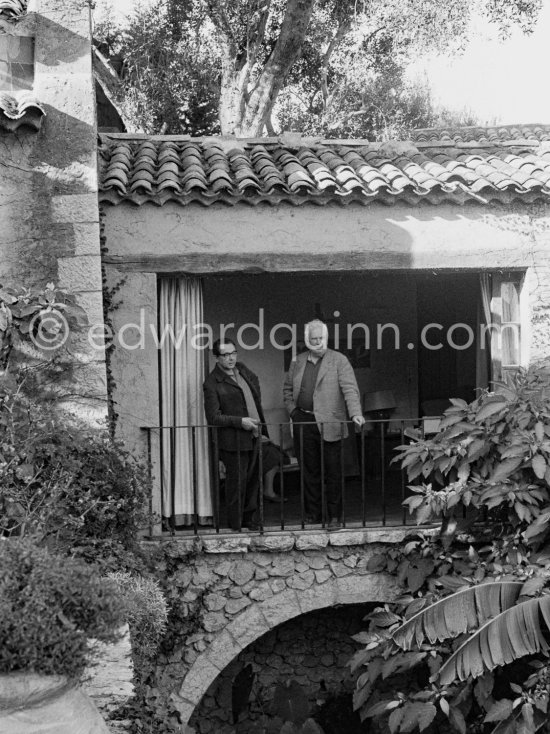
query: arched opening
[{"left": 188, "top": 602, "right": 377, "bottom": 733}]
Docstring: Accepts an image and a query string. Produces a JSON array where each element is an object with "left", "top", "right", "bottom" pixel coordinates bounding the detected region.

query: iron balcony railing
[{"left": 141, "top": 418, "right": 428, "bottom": 536}]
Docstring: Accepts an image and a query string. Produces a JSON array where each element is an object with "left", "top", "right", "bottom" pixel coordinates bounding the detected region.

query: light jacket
[{"left": 283, "top": 349, "right": 362, "bottom": 442}]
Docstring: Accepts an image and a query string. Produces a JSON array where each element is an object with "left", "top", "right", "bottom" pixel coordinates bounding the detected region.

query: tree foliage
[{"left": 94, "top": 0, "right": 541, "bottom": 137}]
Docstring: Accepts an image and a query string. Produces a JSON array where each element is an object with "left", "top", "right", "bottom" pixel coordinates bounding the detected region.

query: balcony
[{"left": 141, "top": 418, "right": 429, "bottom": 537}]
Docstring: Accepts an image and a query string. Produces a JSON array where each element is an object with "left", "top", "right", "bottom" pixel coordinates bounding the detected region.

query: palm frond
[
  {"left": 439, "top": 595, "right": 550, "bottom": 685},
  {"left": 392, "top": 582, "right": 524, "bottom": 650}
]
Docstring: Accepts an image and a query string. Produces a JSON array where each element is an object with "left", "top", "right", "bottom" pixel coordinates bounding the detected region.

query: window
[
  {"left": 0, "top": 36, "right": 34, "bottom": 93},
  {"left": 490, "top": 272, "right": 523, "bottom": 381}
]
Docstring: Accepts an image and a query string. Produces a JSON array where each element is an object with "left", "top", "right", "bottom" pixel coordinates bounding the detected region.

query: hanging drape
[
  {"left": 476, "top": 273, "right": 492, "bottom": 390},
  {"left": 159, "top": 276, "right": 212, "bottom": 525}
]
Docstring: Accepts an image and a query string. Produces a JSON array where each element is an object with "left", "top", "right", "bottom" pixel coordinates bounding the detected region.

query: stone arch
[{"left": 175, "top": 572, "right": 398, "bottom": 727}]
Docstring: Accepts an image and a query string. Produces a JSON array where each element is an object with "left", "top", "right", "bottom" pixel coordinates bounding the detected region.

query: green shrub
[
  {"left": 107, "top": 571, "right": 168, "bottom": 664},
  {"left": 0, "top": 380, "right": 150, "bottom": 564},
  {"left": 0, "top": 538, "right": 127, "bottom": 679}
]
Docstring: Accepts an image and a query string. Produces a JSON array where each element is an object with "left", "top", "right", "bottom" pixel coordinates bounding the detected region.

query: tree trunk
[{"left": 218, "top": 0, "right": 315, "bottom": 136}]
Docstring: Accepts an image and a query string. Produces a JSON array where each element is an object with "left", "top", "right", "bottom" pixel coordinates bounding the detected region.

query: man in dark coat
[{"left": 203, "top": 338, "right": 266, "bottom": 531}]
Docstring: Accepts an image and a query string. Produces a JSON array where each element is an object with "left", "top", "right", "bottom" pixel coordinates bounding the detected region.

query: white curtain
[
  {"left": 476, "top": 273, "right": 492, "bottom": 390},
  {"left": 159, "top": 276, "right": 212, "bottom": 525}
]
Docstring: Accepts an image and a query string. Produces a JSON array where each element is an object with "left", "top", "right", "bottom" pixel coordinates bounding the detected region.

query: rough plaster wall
[
  {"left": 102, "top": 200, "right": 538, "bottom": 270},
  {"left": 0, "top": 0, "right": 107, "bottom": 417},
  {"left": 103, "top": 266, "right": 159, "bottom": 449}
]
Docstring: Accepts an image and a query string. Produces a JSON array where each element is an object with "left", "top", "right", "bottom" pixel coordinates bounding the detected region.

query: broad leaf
[
  {"left": 439, "top": 595, "right": 550, "bottom": 685},
  {"left": 363, "top": 700, "right": 401, "bottom": 718},
  {"left": 490, "top": 457, "right": 522, "bottom": 482},
  {"left": 369, "top": 610, "right": 401, "bottom": 628},
  {"left": 475, "top": 399, "right": 507, "bottom": 422},
  {"left": 449, "top": 706, "right": 467, "bottom": 734},
  {"left": 392, "top": 582, "right": 524, "bottom": 651},
  {"left": 399, "top": 702, "right": 437, "bottom": 732},
  {"left": 532, "top": 454, "right": 547, "bottom": 480},
  {"left": 484, "top": 699, "right": 513, "bottom": 723}
]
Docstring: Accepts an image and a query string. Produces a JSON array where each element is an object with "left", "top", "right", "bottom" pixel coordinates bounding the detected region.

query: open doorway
[{"left": 416, "top": 273, "right": 479, "bottom": 415}]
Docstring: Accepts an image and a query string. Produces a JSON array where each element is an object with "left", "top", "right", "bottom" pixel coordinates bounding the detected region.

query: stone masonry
[
  {"left": 145, "top": 526, "right": 420, "bottom": 729},
  {"left": 190, "top": 603, "right": 372, "bottom": 733}
]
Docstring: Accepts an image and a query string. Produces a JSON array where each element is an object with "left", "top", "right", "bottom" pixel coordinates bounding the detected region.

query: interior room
[{"left": 202, "top": 270, "right": 481, "bottom": 422}]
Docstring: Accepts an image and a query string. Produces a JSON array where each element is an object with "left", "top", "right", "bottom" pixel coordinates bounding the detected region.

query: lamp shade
[{"left": 363, "top": 389, "right": 397, "bottom": 413}]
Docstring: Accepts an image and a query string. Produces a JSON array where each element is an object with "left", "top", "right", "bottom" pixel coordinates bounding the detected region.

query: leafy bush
[
  {"left": 0, "top": 378, "right": 150, "bottom": 564},
  {"left": 351, "top": 369, "right": 550, "bottom": 734},
  {"left": 0, "top": 538, "right": 127, "bottom": 679},
  {"left": 107, "top": 572, "right": 168, "bottom": 668},
  {"left": 0, "top": 282, "right": 87, "bottom": 370},
  {"left": 396, "top": 368, "right": 550, "bottom": 533}
]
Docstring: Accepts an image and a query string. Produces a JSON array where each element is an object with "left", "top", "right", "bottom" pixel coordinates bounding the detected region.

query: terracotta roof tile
[
  {"left": 98, "top": 126, "right": 550, "bottom": 207},
  {"left": 412, "top": 124, "right": 550, "bottom": 144},
  {"left": 0, "top": 0, "right": 27, "bottom": 21},
  {"left": 0, "top": 91, "right": 44, "bottom": 132}
]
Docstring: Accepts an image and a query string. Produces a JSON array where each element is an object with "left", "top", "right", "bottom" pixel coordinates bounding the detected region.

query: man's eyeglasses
[{"left": 219, "top": 351, "right": 237, "bottom": 358}]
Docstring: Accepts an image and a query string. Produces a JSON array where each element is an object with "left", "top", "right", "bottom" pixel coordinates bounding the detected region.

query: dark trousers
[
  {"left": 220, "top": 442, "right": 259, "bottom": 530},
  {"left": 292, "top": 409, "right": 343, "bottom": 521}
]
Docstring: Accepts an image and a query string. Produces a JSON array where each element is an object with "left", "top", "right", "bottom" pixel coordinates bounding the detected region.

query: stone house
[
  {"left": 98, "top": 129, "right": 550, "bottom": 533},
  {"left": 3, "top": 1, "right": 550, "bottom": 729}
]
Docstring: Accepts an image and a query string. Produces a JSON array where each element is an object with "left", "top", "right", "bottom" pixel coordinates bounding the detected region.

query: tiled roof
[
  {"left": 0, "top": 0, "right": 27, "bottom": 21},
  {"left": 0, "top": 91, "right": 44, "bottom": 131},
  {"left": 98, "top": 128, "right": 550, "bottom": 208},
  {"left": 412, "top": 124, "right": 550, "bottom": 145}
]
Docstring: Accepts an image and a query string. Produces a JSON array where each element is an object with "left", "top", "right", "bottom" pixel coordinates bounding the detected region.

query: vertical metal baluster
[
  {"left": 279, "top": 423, "right": 285, "bottom": 531},
  {"left": 401, "top": 421, "right": 407, "bottom": 525},
  {"left": 146, "top": 428, "right": 153, "bottom": 538},
  {"left": 320, "top": 422, "right": 325, "bottom": 528},
  {"left": 169, "top": 426, "right": 176, "bottom": 536},
  {"left": 237, "top": 433, "right": 242, "bottom": 532},
  {"left": 191, "top": 427, "right": 198, "bottom": 536},
  {"left": 340, "top": 422, "right": 346, "bottom": 528},
  {"left": 361, "top": 424, "right": 366, "bottom": 527},
  {"left": 258, "top": 428, "right": 264, "bottom": 534},
  {"left": 380, "top": 421, "right": 386, "bottom": 526},
  {"left": 159, "top": 425, "right": 166, "bottom": 532},
  {"left": 213, "top": 426, "right": 220, "bottom": 534},
  {"left": 299, "top": 423, "right": 305, "bottom": 528}
]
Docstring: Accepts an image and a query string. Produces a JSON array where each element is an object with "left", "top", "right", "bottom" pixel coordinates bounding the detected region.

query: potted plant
[{"left": 0, "top": 538, "right": 127, "bottom": 734}]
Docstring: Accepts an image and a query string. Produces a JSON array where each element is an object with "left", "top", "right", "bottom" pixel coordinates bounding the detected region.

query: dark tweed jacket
[{"left": 203, "top": 362, "right": 267, "bottom": 451}]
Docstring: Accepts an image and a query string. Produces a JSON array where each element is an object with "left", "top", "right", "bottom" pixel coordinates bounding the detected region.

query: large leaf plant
[{"left": 352, "top": 369, "right": 550, "bottom": 734}]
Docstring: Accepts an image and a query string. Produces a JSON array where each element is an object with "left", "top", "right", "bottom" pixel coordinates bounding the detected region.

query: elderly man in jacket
[
  {"left": 203, "top": 338, "right": 265, "bottom": 531},
  {"left": 283, "top": 320, "right": 365, "bottom": 529}
]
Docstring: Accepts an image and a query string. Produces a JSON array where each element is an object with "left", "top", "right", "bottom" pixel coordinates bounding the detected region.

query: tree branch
[
  {"left": 247, "top": 0, "right": 272, "bottom": 70},
  {"left": 242, "top": 0, "right": 315, "bottom": 135},
  {"left": 320, "top": 19, "right": 351, "bottom": 106}
]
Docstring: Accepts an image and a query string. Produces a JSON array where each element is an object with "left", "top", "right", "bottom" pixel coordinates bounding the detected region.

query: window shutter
[{"left": 490, "top": 273, "right": 522, "bottom": 383}]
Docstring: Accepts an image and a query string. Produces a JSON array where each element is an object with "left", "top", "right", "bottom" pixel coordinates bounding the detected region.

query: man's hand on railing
[
  {"left": 352, "top": 415, "right": 366, "bottom": 428},
  {"left": 241, "top": 417, "right": 259, "bottom": 432}
]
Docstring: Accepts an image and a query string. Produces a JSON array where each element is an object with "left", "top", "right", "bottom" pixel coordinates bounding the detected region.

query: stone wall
[
  {"left": 143, "top": 527, "right": 414, "bottom": 729},
  {"left": 190, "top": 604, "right": 372, "bottom": 734},
  {"left": 0, "top": 0, "right": 107, "bottom": 420}
]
